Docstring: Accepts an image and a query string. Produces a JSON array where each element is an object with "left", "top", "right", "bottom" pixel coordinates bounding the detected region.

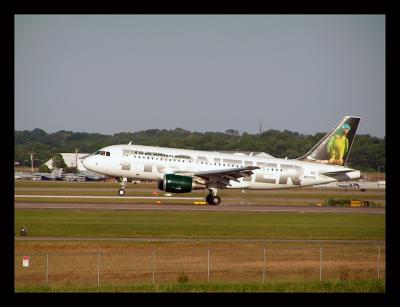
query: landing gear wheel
[
  {"left": 206, "top": 195, "right": 221, "bottom": 205},
  {"left": 118, "top": 189, "right": 126, "bottom": 196},
  {"left": 211, "top": 196, "right": 221, "bottom": 205}
]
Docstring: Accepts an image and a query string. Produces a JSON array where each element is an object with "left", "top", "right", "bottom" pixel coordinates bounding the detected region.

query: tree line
[{"left": 15, "top": 128, "right": 385, "bottom": 172}]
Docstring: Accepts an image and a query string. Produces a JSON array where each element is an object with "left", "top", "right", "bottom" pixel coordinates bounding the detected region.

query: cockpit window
[{"left": 92, "top": 150, "right": 110, "bottom": 156}]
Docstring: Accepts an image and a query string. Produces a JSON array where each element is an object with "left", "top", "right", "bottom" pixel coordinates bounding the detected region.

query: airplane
[
  {"left": 14, "top": 172, "right": 42, "bottom": 180},
  {"left": 33, "top": 167, "right": 63, "bottom": 181},
  {"left": 81, "top": 170, "right": 107, "bottom": 181},
  {"left": 82, "top": 116, "right": 361, "bottom": 205},
  {"left": 336, "top": 182, "right": 360, "bottom": 189},
  {"left": 14, "top": 168, "right": 63, "bottom": 180},
  {"left": 62, "top": 170, "right": 106, "bottom": 181}
]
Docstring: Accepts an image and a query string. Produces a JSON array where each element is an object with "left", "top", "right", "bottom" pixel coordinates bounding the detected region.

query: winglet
[{"left": 298, "top": 116, "right": 361, "bottom": 166}]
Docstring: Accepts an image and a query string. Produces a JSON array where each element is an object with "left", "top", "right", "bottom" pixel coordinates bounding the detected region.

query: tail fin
[
  {"left": 298, "top": 116, "right": 361, "bottom": 166},
  {"left": 51, "top": 167, "right": 63, "bottom": 177}
]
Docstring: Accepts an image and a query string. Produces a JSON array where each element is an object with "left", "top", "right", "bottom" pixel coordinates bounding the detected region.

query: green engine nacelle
[{"left": 158, "top": 174, "right": 193, "bottom": 193}]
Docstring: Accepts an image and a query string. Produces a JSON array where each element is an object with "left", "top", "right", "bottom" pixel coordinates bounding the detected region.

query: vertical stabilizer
[
  {"left": 51, "top": 167, "right": 63, "bottom": 177},
  {"left": 298, "top": 116, "right": 361, "bottom": 166}
]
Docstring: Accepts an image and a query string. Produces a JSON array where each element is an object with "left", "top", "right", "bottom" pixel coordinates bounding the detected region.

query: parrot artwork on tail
[
  {"left": 327, "top": 123, "right": 351, "bottom": 165},
  {"left": 298, "top": 116, "right": 360, "bottom": 166}
]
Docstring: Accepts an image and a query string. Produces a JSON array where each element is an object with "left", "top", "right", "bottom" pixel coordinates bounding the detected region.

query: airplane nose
[
  {"left": 82, "top": 156, "right": 94, "bottom": 171},
  {"left": 82, "top": 157, "right": 88, "bottom": 169}
]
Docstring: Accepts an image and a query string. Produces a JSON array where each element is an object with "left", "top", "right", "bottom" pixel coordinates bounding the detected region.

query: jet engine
[{"left": 158, "top": 174, "right": 206, "bottom": 193}]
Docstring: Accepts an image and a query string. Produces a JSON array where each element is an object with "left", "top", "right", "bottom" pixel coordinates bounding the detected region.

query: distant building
[{"left": 44, "top": 153, "right": 89, "bottom": 171}]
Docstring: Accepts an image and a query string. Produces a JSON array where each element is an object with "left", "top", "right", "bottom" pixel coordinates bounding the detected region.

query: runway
[
  {"left": 15, "top": 194, "right": 201, "bottom": 200},
  {"left": 15, "top": 200, "right": 385, "bottom": 214}
]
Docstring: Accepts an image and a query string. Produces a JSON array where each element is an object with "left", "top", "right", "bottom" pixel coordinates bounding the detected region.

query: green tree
[
  {"left": 38, "top": 164, "right": 51, "bottom": 173},
  {"left": 14, "top": 128, "right": 385, "bottom": 172},
  {"left": 52, "top": 153, "right": 67, "bottom": 169}
]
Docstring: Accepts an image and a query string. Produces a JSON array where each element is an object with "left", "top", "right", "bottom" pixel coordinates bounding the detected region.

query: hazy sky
[{"left": 15, "top": 15, "right": 385, "bottom": 137}]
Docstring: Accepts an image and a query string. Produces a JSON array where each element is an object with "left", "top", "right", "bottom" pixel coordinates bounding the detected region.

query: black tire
[
  {"left": 118, "top": 189, "right": 125, "bottom": 196},
  {"left": 210, "top": 196, "right": 221, "bottom": 205}
]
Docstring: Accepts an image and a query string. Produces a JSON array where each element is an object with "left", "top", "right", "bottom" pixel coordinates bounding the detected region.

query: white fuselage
[{"left": 82, "top": 144, "right": 360, "bottom": 189}]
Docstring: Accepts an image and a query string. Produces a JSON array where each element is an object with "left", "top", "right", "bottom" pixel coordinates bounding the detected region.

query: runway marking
[{"left": 15, "top": 194, "right": 202, "bottom": 200}]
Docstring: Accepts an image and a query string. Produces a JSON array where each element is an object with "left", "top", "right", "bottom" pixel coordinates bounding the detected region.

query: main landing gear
[
  {"left": 205, "top": 188, "right": 221, "bottom": 205},
  {"left": 117, "top": 177, "right": 127, "bottom": 196}
]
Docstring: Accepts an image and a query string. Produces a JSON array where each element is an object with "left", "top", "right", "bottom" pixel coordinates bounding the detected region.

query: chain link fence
[{"left": 15, "top": 245, "right": 385, "bottom": 287}]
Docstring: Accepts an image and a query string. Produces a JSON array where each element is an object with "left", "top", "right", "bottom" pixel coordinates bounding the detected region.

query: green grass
[
  {"left": 15, "top": 280, "right": 385, "bottom": 292},
  {"left": 15, "top": 209, "right": 384, "bottom": 240}
]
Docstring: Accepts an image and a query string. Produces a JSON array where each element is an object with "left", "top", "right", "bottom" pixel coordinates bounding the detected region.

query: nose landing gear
[{"left": 117, "top": 177, "right": 127, "bottom": 196}]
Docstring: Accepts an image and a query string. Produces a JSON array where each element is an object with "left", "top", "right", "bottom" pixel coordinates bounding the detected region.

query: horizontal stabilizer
[
  {"left": 319, "top": 169, "right": 361, "bottom": 181},
  {"left": 319, "top": 170, "right": 353, "bottom": 176}
]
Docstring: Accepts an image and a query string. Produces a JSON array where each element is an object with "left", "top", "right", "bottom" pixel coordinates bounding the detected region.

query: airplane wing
[
  {"left": 175, "top": 166, "right": 259, "bottom": 186},
  {"left": 195, "top": 166, "right": 259, "bottom": 180}
]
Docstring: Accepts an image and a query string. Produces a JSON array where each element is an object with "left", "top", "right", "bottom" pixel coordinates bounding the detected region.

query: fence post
[
  {"left": 377, "top": 246, "right": 381, "bottom": 280},
  {"left": 319, "top": 247, "right": 323, "bottom": 281},
  {"left": 263, "top": 248, "right": 266, "bottom": 282},
  {"left": 152, "top": 250, "right": 155, "bottom": 285},
  {"left": 97, "top": 252, "right": 100, "bottom": 287},
  {"left": 46, "top": 254, "right": 49, "bottom": 285},
  {"left": 207, "top": 249, "right": 210, "bottom": 282}
]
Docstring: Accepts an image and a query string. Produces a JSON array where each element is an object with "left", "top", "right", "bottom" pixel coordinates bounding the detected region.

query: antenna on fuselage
[{"left": 128, "top": 141, "right": 132, "bottom": 145}]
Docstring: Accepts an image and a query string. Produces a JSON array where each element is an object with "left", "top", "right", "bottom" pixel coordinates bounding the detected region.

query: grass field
[
  {"left": 15, "top": 240, "right": 385, "bottom": 290},
  {"left": 15, "top": 209, "right": 384, "bottom": 240},
  {"left": 16, "top": 280, "right": 385, "bottom": 292},
  {"left": 14, "top": 180, "right": 385, "bottom": 292}
]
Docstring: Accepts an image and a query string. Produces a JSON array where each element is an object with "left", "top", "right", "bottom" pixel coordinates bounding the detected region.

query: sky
[{"left": 15, "top": 15, "right": 385, "bottom": 137}]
